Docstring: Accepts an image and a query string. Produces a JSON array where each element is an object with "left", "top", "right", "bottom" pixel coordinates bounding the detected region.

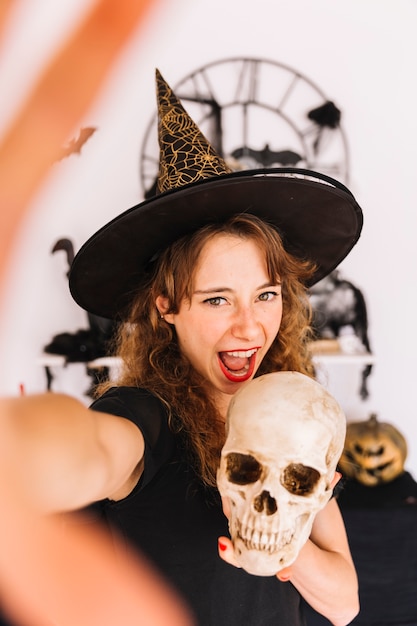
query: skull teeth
[{"left": 235, "top": 520, "right": 293, "bottom": 553}]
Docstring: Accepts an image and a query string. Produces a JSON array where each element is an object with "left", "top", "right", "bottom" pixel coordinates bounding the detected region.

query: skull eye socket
[
  {"left": 225, "top": 452, "right": 262, "bottom": 485},
  {"left": 281, "top": 463, "right": 321, "bottom": 496}
]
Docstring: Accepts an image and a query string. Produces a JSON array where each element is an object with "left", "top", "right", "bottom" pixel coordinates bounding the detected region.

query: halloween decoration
[
  {"left": 217, "top": 371, "right": 346, "bottom": 576},
  {"left": 56, "top": 126, "right": 97, "bottom": 161},
  {"left": 303, "top": 420, "right": 417, "bottom": 626},
  {"left": 43, "top": 237, "right": 117, "bottom": 396},
  {"left": 307, "top": 101, "right": 341, "bottom": 129},
  {"left": 307, "top": 101, "right": 341, "bottom": 155},
  {"left": 44, "top": 328, "right": 113, "bottom": 363},
  {"left": 230, "top": 146, "right": 303, "bottom": 168},
  {"left": 309, "top": 270, "right": 372, "bottom": 399},
  {"left": 139, "top": 57, "right": 351, "bottom": 198},
  {"left": 51, "top": 237, "right": 75, "bottom": 271},
  {"left": 339, "top": 413, "right": 407, "bottom": 487}
]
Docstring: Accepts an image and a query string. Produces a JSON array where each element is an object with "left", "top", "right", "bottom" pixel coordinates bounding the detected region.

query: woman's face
[{"left": 157, "top": 234, "right": 283, "bottom": 414}]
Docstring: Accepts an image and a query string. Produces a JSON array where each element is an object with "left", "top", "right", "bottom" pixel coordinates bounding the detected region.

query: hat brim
[{"left": 69, "top": 168, "right": 363, "bottom": 320}]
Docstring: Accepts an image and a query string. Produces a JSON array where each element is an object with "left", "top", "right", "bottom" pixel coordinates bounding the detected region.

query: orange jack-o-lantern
[{"left": 339, "top": 413, "right": 407, "bottom": 486}]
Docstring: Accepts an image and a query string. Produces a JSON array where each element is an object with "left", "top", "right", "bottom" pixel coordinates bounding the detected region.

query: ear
[{"left": 155, "top": 295, "right": 175, "bottom": 325}]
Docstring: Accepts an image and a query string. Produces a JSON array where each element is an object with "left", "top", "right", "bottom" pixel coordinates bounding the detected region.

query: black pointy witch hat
[{"left": 69, "top": 69, "right": 363, "bottom": 320}]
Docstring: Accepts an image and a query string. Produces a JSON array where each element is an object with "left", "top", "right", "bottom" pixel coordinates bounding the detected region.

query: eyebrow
[{"left": 193, "top": 281, "right": 281, "bottom": 295}]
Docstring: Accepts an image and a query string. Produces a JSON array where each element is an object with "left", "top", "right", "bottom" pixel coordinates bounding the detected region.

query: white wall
[{"left": 1, "top": 0, "right": 417, "bottom": 474}]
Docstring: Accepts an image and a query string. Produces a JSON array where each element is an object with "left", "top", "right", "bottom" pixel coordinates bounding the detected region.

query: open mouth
[{"left": 218, "top": 348, "right": 258, "bottom": 382}]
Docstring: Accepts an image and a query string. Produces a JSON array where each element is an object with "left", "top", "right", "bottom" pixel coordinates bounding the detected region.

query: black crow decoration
[{"left": 44, "top": 238, "right": 118, "bottom": 397}]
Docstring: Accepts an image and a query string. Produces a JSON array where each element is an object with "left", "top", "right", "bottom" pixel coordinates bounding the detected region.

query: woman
[{"left": 2, "top": 70, "right": 363, "bottom": 625}]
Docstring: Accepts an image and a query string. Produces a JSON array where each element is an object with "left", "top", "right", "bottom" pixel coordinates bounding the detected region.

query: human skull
[{"left": 217, "top": 371, "right": 346, "bottom": 576}]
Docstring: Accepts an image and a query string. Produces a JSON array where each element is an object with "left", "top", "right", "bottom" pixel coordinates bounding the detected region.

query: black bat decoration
[
  {"left": 56, "top": 126, "right": 97, "bottom": 161},
  {"left": 231, "top": 144, "right": 303, "bottom": 167}
]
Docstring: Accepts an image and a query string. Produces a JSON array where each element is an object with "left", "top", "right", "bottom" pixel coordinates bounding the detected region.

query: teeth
[
  {"left": 226, "top": 349, "right": 257, "bottom": 358},
  {"left": 236, "top": 520, "right": 293, "bottom": 553}
]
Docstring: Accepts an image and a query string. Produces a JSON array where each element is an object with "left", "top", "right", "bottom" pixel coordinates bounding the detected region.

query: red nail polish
[{"left": 218, "top": 540, "right": 227, "bottom": 552}]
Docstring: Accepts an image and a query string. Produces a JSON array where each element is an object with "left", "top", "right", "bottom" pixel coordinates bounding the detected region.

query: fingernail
[{"left": 218, "top": 540, "right": 227, "bottom": 552}]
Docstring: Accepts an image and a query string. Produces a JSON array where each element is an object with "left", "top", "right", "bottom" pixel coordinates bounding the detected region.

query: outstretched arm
[
  {"left": 0, "top": 392, "right": 145, "bottom": 512},
  {"left": 0, "top": 393, "right": 193, "bottom": 626}
]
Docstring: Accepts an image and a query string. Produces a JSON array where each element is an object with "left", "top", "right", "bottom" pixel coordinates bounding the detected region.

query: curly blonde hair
[{"left": 97, "top": 214, "right": 316, "bottom": 487}]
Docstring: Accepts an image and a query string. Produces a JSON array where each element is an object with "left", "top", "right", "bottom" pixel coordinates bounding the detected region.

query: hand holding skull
[{"left": 217, "top": 371, "right": 346, "bottom": 577}]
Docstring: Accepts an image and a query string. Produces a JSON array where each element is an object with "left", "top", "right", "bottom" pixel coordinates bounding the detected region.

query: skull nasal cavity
[{"left": 253, "top": 490, "right": 277, "bottom": 515}]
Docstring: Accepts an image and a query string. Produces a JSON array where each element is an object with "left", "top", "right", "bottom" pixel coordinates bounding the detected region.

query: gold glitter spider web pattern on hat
[{"left": 156, "top": 69, "right": 232, "bottom": 194}]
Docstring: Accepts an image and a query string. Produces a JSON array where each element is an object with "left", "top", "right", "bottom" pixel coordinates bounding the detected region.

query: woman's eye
[
  {"left": 204, "top": 296, "right": 227, "bottom": 306},
  {"left": 258, "top": 290, "right": 280, "bottom": 302}
]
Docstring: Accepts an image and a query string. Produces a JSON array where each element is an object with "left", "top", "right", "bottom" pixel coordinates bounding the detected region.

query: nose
[
  {"left": 253, "top": 490, "right": 277, "bottom": 515},
  {"left": 231, "top": 305, "right": 260, "bottom": 340}
]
